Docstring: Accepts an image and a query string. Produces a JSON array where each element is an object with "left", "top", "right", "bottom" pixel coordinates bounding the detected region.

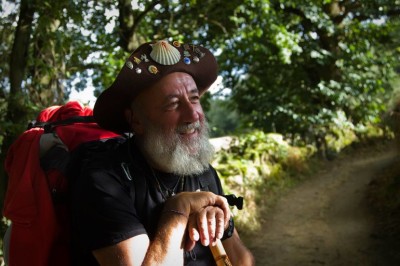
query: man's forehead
[
  {"left": 163, "top": 88, "right": 199, "bottom": 100},
  {"left": 134, "top": 73, "right": 198, "bottom": 104},
  {"left": 151, "top": 72, "right": 198, "bottom": 93},
  {"left": 161, "top": 72, "right": 196, "bottom": 85}
]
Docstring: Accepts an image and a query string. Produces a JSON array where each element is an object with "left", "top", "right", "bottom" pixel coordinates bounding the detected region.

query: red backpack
[{"left": 2, "top": 101, "right": 122, "bottom": 266}]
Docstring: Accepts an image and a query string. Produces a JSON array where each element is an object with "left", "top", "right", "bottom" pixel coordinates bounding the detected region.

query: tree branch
[
  {"left": 273, "top": 4, "right": 333, "bottom": 51},
  {"left": 118, "top": 0, "right": 167, "bottom": 51}
]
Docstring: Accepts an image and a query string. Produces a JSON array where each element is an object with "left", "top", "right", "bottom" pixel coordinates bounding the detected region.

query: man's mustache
[{"left": 176, "top": 121, "right": 201, "bottom": 134}]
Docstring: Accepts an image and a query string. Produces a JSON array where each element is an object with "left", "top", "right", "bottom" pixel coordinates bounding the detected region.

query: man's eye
[
  {"left": 190, "top": 96, "right": 200, "bottom": 103},
  {"left": 167, "top": 102, "right": 179, "bottom": 109}
]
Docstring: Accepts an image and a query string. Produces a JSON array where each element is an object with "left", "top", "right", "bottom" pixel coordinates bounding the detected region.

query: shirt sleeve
[{"left": 70, "top": 162, "right": 146, "bottom": 251}]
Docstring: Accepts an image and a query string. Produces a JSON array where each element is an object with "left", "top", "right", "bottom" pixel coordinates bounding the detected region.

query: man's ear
[{"left": 124, "top": 109, "right": 144, "bottom": 134}]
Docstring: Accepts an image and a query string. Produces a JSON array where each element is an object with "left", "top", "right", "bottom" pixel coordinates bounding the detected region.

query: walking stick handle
[{"left": 210, "top": 239, "right": 233, "bottom": 266}]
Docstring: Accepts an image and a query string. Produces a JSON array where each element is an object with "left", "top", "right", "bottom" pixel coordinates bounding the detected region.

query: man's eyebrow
[
  {"left": 165, "top": 92, "right": 179, "bottom": 99},
  {"left": 164, "top": 88, "right": 199, "bottom": 100},
  {"left": 188, "top": 88, "right": 199, "bottom": 94}
]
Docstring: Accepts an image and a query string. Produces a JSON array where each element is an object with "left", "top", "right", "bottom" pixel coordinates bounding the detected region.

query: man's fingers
[
  {"left": 168, "top": 192, "right": 232, "bottom": 249},
  {"left": 215, "top": 210, "right": 225, "bottom": 240},
  {"left": 213, "top": 195, "right": 230, "bottom": 224},
  {"left": 196, "top": 206, "right": 227, "bottom": 246},
  {"left": 187, "top": 215, "right": 200, "bottom": 242},
  {"left": 196, "top": 209, "right": 210, "bottom": 246},
  {"left": 207, "top": 210, "right": 216, "bottom": 241}
]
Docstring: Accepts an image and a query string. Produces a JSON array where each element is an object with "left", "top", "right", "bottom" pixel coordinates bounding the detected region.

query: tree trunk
[
  {"left": 117, "top": 0, "right": 166, "bottom": 52},
  {"left": 0, "top": 0, "right": 35, "bottom": 216}
]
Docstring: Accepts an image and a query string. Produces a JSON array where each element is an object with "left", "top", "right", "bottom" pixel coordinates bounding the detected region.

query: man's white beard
[{"left": 140, "top": 120, "right": 215, "bottom": 176}]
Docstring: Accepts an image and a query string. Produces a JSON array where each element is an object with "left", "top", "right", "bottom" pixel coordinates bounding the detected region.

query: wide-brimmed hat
[{"left": 93, "top": 40, "right": 218, "bottom": 133}]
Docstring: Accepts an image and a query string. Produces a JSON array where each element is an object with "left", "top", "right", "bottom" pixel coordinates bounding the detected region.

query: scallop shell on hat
[{"left": 150, "top": 40, "right": 181, "bottom": 65}]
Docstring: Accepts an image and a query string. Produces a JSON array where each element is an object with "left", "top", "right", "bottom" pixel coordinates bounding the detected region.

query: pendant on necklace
[{"left": 167, "top": 190, "right": 175, "bottom": 197}]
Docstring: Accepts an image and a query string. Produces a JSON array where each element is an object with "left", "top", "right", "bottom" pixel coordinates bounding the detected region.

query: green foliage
[
  {"left": 325, "top": 113, "right": 357, "bottom": 152},
  {"left": 216, "top": 0, "right": 400, "bottom": 143},
  {"left": 212, "top": 120, "right": 388, "bottom": 230},
  {"left": 1, "top": 0, "right": 399, "bottom": 142},
  {"left": 207, "top": 98, "right": 243, "bottom": 137},
  {"left": 212, "top": 131, "right": 313, "bottom": 230}
]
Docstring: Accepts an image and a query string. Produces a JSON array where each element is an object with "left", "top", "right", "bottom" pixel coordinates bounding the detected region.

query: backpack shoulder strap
[
  {"left": 198, "top": 166, "right": 221, "bottom": 194},
  {"left": 28, "top": 116, "right": 95, "bottom": 133},
  {"left": 198, "top": 167, "right": 244, "bottom": 210},
  {"left": 113, "top": 141, "right": 149, "bottom": 210}
]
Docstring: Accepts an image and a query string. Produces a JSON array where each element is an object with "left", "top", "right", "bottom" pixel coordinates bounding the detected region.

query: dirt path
[{"left": 246, "top": 145, "right": 398, "bottom": 266}]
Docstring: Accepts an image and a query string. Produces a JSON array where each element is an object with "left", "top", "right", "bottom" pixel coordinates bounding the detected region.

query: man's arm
[
  {"left": 93, "top": 214, "right": 255, "bottom": 266},
  {"left": 92, "top": 191, "right": 230, "bottom": 266},
  {"left": 93, "top": 211, "right": 187, "bottom": 266},
  {"left": 223, "top": 229, "right": 255, "bottom": 266},
  {"left": 141, "top": 209, "right": 189, "bottom": 265},
  {"left": 93, "top": 234, "right": 150, "bottom": 266}
]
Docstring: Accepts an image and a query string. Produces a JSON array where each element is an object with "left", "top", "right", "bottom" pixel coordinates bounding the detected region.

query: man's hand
[
  {"left": 185, "top": 206, "right": 228, "bottom": 250},
  {"left": 163, "top": 191, "right": 230, "bottom": 251},
  {"left": 164, "top": 191, "right": 230, "bottom": 222}
]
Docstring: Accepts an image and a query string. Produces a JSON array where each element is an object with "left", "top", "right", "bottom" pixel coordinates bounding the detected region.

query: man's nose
[{"left": 181, "top": 101, "right": 200, "bottom": 123}]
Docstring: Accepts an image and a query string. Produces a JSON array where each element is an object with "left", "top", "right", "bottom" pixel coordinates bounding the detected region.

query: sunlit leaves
[
  {"left": 272, "top": 26, "right": 303, "bottom": 64},
  {"left": 220, "top": 0, "right": 399, "bottom": 140},
  {"left": 1, "top": 0, "right": 399, "bottom": 142}
]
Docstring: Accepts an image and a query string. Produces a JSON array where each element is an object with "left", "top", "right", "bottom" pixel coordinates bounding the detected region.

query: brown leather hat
[{"left": 93, "top": 40, "right": 218, "bottom": 133}]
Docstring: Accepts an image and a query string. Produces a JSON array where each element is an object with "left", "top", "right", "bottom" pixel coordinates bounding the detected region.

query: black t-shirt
[{"left": 70, "top": 140, "right": 224, "bottom": 265}]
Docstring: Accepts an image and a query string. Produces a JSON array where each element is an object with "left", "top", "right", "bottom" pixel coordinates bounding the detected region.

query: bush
[{"left": 212, "top": 131, "right": 313, "bottom": 231}]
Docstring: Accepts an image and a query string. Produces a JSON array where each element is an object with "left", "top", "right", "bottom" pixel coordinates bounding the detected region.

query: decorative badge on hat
[{"left": 150, "top": 40, "right": 181, "bottom": 65}]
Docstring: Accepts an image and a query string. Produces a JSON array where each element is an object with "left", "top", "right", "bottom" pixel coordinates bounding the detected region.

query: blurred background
[{"left": 0, "top": 0, "right": 399, "bottom": 263}]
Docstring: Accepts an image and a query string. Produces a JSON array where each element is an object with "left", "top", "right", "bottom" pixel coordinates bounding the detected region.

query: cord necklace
[{"left": 150, "top": 168, "right": 184, "bottom": 200}]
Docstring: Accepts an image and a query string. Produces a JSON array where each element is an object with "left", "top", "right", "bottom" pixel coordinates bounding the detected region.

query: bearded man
[{"left": 70, "top": 40, "right": 254, "bottom": 266}]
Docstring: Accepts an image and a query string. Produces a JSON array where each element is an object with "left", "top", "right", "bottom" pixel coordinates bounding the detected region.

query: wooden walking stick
[
  {"left": 210, "top": 194, "right": 243, "bottom": 266},
  {"left": 210, "top": 239, "right": 233, "bottom": 266}
]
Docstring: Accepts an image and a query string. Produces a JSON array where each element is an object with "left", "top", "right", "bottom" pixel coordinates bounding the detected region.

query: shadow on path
[{"left": 245, "top": 143, "right": 398, "bottom": 266}]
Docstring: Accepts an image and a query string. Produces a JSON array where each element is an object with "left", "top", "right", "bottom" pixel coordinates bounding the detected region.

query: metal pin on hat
[
  {"left": 125, "top": 61, "right": 134, "bottom": 69},
  {"left": 148, "top": 65, "right": 158, "bottom": 74}
]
